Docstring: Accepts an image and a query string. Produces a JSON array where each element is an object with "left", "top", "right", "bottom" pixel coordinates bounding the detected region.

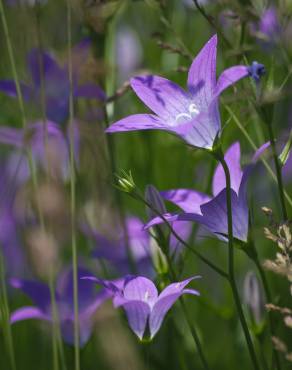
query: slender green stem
[
  {"left": 138, "top": 194, "right": 228, "bottom": 279},
  {"left": 49, "top": 276, "right": 59, "bottom": 370},
  {"left": 266, "top": 122, "right": 288, "bottom": 220},
  {"left": 217, "top": 155, "right": 261, "bottom": 370},
  {"left": 251, "top": 250, "right": 282, "bottom": 370},
  {"left": 180, "top": 298, "right": 210, "bottom": 370},
  {"left": 164, "top": 251, "right": 210, "bottom": 370},
  {"left": 66, "top": 2, "right": 80, "bottom": 370},
  {"left": 0, "top": 251, "right": 16, "bottom": 370}
]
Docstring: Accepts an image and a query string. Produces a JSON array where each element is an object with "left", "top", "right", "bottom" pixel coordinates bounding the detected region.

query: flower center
[{"left": 175, "top": 103, "right": 200, "bottom": 124}]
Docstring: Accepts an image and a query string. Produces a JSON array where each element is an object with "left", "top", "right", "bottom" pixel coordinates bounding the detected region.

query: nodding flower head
[{"left": 248, "top": 61, "right": 266, "bottom": 83}]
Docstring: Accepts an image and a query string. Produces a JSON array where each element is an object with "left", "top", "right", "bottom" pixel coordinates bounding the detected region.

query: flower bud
[{"left": 243, "top": 271, "right": 265, "bottom": 326}]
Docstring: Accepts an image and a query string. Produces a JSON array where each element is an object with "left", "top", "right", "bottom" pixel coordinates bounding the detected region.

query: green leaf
[{"left": 279, "top": 130, "right": 292, "bottom": 167}]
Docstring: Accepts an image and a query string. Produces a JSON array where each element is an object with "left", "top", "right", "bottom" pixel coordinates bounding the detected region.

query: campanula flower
[
  {"left": 252, "top": 6, "right": 281, "bottom": 51},
  {"left": 106, "top": 35, "right": 249, "bottom": 150},
  {"left": 146, "top": 142, "right": 270, "bottom": 243},
  {"left": 82, "top": 275, "right": 200, "bottom": 340},
  {"left": 0, "top": 120, "right": 78, "bottom": 182},
  {"left": 0, "top": 41, "right": 105, "bottom": 123},
  {"left": 243, "top": 271, "right": 265, "bottom": 326},
  {"left": 10, "top": 267, "right": 111, "bottom": 346}
]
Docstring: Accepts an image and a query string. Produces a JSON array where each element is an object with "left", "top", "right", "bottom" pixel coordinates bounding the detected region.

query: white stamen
[
  {"left": 189, "top": 103, "right": 200, "bottom": 116},
  {"left": 175, "top": 112, "right": 192, "bottom": 123},
  {"left": 144, "top": 291, "right": 150, "bottom": 301},
  {"left": 175, "top": 104, "right": 200, "bottom": 124}
]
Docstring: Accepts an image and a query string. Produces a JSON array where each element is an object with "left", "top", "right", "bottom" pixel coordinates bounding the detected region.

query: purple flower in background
[
  {"left": 10, "top": 267, "right": 110, "bottom": 346},
  {"left": 106, "top": 35, "right": 249, "bottom": 150},
  {"left": 87, "top": 216, "right": 152, "bottom": 275},
  {"left": 86, "top": 216, "right": 192, "bottom": 275},
  {"left": 82, "top": 275, "right": 200, "bottom": 340},
  {"left": 252, "top": 6, "right": 281, "bottom": 50},
  {"left": 146, "top": 142, "right": 269, "bottom": 243},
  {"left": 0, "top": 41, "right": 105, "bottom": 123},
  {"left": 0, "top": 120, "right": 78, "bottom": 182},
  {"left": 116, "top": 26, "right": 142, "bottom": 82}
]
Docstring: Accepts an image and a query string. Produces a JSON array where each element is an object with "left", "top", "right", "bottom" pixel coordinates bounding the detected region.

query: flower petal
[
  {"left": 215, "top": 66, "right": 249, "bottom": 97},
  {"left": 10, "top": 278, "right": 52, "bottom": 311},
  {"left": 161, "top": 189, "right": 210, "bottom": 213},
  {"left": 187, "top": 35, "right": 217, "bottom": 110},
  {"left": 123, "top": 276, "right": 158, "bottom": 308},
  {"left": 27, "top": 49, "right": 64, "bottom": 87},
  {"left": 200, "top": 188, "right": 248, "bottom": 242},
  {"left": 75, "top": 84, "right": 106, "bottom": 101},
  {"left": 0, "top": 80, "right": 32, "bottom": 100},
  {"left": 10, "top": 306, "right": 49, "bottom": 323},
  {"left": 106, "top": 114, "right": 167, "bottom": 133},
  {"left": 149, "top": 277, "right": 200, "bottom": 338},
  {"left": 130, "top": 75, "right": 190, "bottom": 123},
  {"left": 122, "top": 300, "right": 151, "bottom": 340},
  {"left": 212, "top": 142, "right": 243, "bottom": 196},
  {"left": 0, "top": 127, "right": 23, "bottom": 148}
]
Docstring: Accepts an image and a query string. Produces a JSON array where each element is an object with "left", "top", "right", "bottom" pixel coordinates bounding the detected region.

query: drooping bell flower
[
  {"left": 10, "top": 267, "right": 111, "bottom": 346},
  {"left": 82, "top": 275, "right": 200, "bottom": 340},
  {"left": 0, "top": 40, "right": 105, "bottom": 123},
  {"left": 0, "top": 120, "right": 78, "bottom": 182},
  {"left": 106, "top": 34, "right": 249, "bottom": 150},
  {"left": 145, "top": 142, "right": 269, "bottom": 243}
]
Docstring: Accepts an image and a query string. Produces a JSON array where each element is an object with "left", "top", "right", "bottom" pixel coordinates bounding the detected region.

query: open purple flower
[
  {"left": 106, "top": 34, "right": 249, "bottom": 150},
  {"left": 0, "top": 41, "right": 105, "bottom": 123},
  {"left": 82, "top": 275, "right": 200, "bottom": 340},
  {"left": 146, "top": 142, "right": 269, "bottom": 243},
  {"left": 10, "top": 267, "right": 111, "bottom": 346},
  {"left": 0, "top": 120, "right": 78, "bottom": 182}
]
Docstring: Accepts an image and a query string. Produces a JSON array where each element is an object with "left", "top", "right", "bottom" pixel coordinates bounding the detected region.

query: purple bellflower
[
  {"left": 10, "top": 267, "right": 111, "bottom": 346},
  {"left": 106, "top": 35, "right": 249, "bottom": 150},
  {"left": 82, "top": 275, "right": 200, "bottom": 340},
  {"left": 85, "top": 216, "right": 191, "bottom": 275},
  {"left": 146, "top": 142, "right": 269, "bottom": 243},
  {"left": 253, "top": 6, "right": 281, "bottom": 50},
  {"left": 0, "top": 120, "right": 78, "bottom": 182},
  {"left": 0, "top": 41, "right": 105, "bottom": 123}
]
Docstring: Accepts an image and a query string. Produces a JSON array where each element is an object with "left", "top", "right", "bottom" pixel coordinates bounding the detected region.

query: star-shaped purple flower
[
  {"left": 82, "top": 275, "right": 200, "bottom": 340},
  {"left": 0, "top": 40, "right": 105, "bottom": 123},
  {"left": 106, "top": 34, "right": 249, "bottom": 149},
  {"left": 10, "top": 267, "right": 111, "bottom": 346},
  {"left": 145, "top": 142, "right": 269, "bottom": 243}
]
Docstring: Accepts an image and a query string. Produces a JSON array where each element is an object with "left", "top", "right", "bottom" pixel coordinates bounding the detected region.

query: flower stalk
[
  {"left": 66, "top": 1, "right": 80, "bottom": 369},
  {"left": 217, "top": 154, "right": 261, "bottom": 370}
]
